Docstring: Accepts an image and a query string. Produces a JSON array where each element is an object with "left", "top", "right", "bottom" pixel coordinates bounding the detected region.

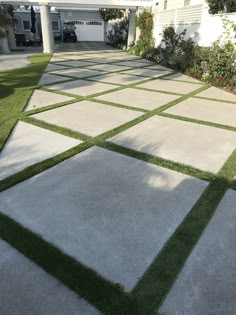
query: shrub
[
  {"left": 187, "top": 18, "right": 236, "bottom": 89},
  {"left": 129, "top": 9, "right": 154, "bottom": 55},
  {"left": 107, "top": 18, "right": 129, "bottom": 49},
  {"left": 142, "top": 26, "right": 196, "bottom": 71}
]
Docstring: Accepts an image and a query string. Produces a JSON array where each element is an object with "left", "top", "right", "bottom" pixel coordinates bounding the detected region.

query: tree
[
  {"left": 0, "top": 4, "right": 14, "bottom": 38},
  {"left": 207, "top": 0, "right": 236, "bottom": 14},
  {"left": 99, "top": 8, "right": 125, "bottom": 22}
]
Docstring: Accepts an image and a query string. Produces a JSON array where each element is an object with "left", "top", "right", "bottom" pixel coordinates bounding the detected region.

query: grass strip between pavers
[
  {"left": 0, "top": 213, "right": 140, "bottom": 315},
  {"left": 1, "top": 50, "right": 236, "bottom": 315},
  {"left": 131, "top": 147, "right": 236, "bottom": 314}
]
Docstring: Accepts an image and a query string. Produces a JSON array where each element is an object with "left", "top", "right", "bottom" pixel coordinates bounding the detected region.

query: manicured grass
[
  {"left": 0, "top": 51, "right": 236, "bottom": 315},
  {"left": 0, "top": 53, "right": 51, "bottom": 152}
]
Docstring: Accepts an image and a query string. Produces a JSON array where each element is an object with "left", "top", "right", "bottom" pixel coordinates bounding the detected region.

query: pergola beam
[{"left": 2, "top": 0, "right": 153, "bottom": 9}]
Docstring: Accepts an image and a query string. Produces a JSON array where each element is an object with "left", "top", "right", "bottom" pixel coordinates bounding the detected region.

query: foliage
[
  {"left": 187, "top": 18, "right": 236, "bottom": 89},
  {"left": 0, "top": 4, "right": 14, "bottom": 38},
  {"left": 206, "top": 0, "right": 236, "bottom": 14},
  {"left": 99, "top": 8, "right": 125, "bottom": 22},
  {"left": 107, "top": 18, "right": 129, "bottom": 49},
  {"left": 143, "top": 26, "right": 196, "bottom": 71},
  {"left": 129, "top": 9, "right": 154, "bottom": 55}
]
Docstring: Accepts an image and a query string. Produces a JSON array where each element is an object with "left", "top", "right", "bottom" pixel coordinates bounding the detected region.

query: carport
[{"left": 3, "top": 0, "right": 153, "bottom": 53}]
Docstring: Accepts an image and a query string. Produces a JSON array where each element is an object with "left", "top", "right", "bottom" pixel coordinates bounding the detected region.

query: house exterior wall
[
  {"left": 151, "top": 0, "right": 236, "bottom": 47},
  {"left": 14, "top": 10, "right": 61, "bottom": 41}
]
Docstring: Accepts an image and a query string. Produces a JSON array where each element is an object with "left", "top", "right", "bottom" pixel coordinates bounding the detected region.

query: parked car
[{"left": 63, "top": 22, "right": 77, "bottom": 43}]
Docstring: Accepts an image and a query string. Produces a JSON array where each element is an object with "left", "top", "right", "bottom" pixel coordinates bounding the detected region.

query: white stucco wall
[{"left": 151, "top": 2, "right": 236, "bottom": 47}]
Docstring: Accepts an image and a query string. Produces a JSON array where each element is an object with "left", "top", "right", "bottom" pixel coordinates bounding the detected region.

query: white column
[
  {"left": 127, "top": 9, "right": 136, "bottom": 47},
  {"left": 0, "top": 28, "right": 10, "bottom": 53},
  {"left": 7, "top": 25, "right": 17, "bottom": 50},
  {"left": 39, "top": 4, "right": 54, "bottom": 53}
]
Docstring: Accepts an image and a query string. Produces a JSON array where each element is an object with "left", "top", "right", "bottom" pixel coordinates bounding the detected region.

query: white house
[
  {"left": 1, "top": 0, "right": 154, "bottom": 53},
  {"left": 151, "top": 0, "right": 236, "bottom": 46}
]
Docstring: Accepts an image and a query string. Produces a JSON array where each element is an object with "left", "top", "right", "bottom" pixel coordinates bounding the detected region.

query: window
[
  {"left": 163, "top": 0, "right": 168, "bottom": 10},
  {"left": 184, "top": 0, "right": 191, "bottom": 6},
  {"left": 23, "top": 20, "right": 31, "bottom": 31},
  {"left": 86, "top": 21, "right": 102, "bottom": 26},
  {"left": 52, "top": 21, "right": 60, "bottom": 31}
]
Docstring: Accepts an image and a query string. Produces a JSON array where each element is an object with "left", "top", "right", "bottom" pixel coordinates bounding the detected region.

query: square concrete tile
[
  {"left": 47, "top": 79, "right": 116, "bottom": 96},
  {"left": 91, "top": 73, "right": 147, "bottom": 85},
  {"left": 145, "top": 64, "right": 174, "bottom": 71},
  {"left": 109, "top": 115, "right": 236, "bottom": 173},
  {"left": 31, "top": 100, "right": 141, "bottom": 136},
  {"left": 138, "top": 79, "right": 203, "bottom": 94},
  {"left": 164, "top": 97, "right": 236, "bottom": 127},
  {"left": 160, "top": 189, "right": 236, "bottom": 315},
  {"left": 0, "top": 121, "right": 80, "bottom": 180},
  {"left": 55, "top": 60, "right": 96, "bottom": 68},
  {"left": 0, "top": 146, "right": 207, "bottom": 290},
  {"left": 113, "top": 61, "right": 151, "bottom": 68},
  {"left": 0, "top": 240, "right": 100, "bottom": 315},
  {"left": 86, "top": 58, "right": 116, "bottom": 64},
  {"left": 52, "top": 68, "right": 107, "bottom": 79},
  {"left": 95, "top": 88, "right": 180, "bottom": 110},
  {"left": 86, "top": 64, "right": 132, "bottom": 72},
  {"left": 50, "top": 57, "right": 65, "bottom": 63},
  {"left": 25, "top": 90, "right": 75, "bottom": 111},
  {"left": 164, "top": 73, "right": 202, "bottom": 83},
  {"left": 59, "top": 55, "right": 94, "bottom": 61},
  {"left": 45, "top": 63, "right": 70, "bottom": 72},
  {"left": 196, "top": 86, "right": 236, "bottom": 103},
  {"left": 38, "top": 73, "right": 71, "bottom": 86},
  {"left": 121, "top": 68, "right": 172, "bottom": 78}
]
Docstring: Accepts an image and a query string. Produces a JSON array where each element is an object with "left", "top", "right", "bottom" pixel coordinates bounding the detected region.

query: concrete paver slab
[
  {"left": 138, "top": 79, "right": 203, "bottom": 94},
  {"left": 38, "top": 73, "right": 71, "bottom": 86},
  {"left": 145, "top": 64, "right": 174, "bottom": 71},
  {"left": 86, "top": 64, "right": 132, "bottom": 72},
  {"left": 163, "top": 73, "right": 202, "bottom": 83},
  {"left": 196, "top": 86, "right": 236, "bottom": 103},
  {"left": 0, "top": 240, "right": 100, "bottom": 315},
  {"left": 31, "top": 100, "right": 141, "bottom": 136},
  {"left": 52, "top": 68, "right": 107, "bottom": 79},
  {"left": 58, "top": 55, "right": 95, "bottom": 60},
  {"left": 165, "top": 97, "right": 236, "bottom": 127},
  {"left": 160, "top": 189, "right": 236, "bottom": 315},
  {"left": 47, "top": 79, "right": 117, "bottom": 96},
  {"left": 55, "top": 60, "right": 96, "bottom": 68},
  {"left": 25, "top": 89, "right": 75, "bottom": 111},
  {"left": 121, "top": 68, "right": 171, "bottom": 78},
  {"left": 113, "top": 61, "right": 151, "bottom": 68},
  {"left": 86, "top": 58, "right": 117, "bottom": 64},
  {"left": 109, "top": 115, "right": 236, "bottom": 173},
  {"left": 50, "top": 57, "right": 66, "bottom": 63},
  {"left": 0, "top": 146, "right": 207, "bottom": 290},
  {"left": 45, "top": 63, "right": 70, "bottom": 72},
  {"left": 91, "top": 73, "right": 147, "bottom": 85},
  {"left": 96, "top": 88, "right": 180, "bottom": 110},
  {"left": 0, "top": 121, "right": 80, "bottom": 180}
]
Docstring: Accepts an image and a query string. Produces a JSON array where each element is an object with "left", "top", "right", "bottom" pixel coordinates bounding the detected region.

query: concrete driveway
[{"left": 0, "top": 42, "right": 236, "bottom": 314}]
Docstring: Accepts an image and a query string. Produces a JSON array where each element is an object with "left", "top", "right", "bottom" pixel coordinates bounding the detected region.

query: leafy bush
[
  {"left": 129, "top": 9, "right": 154, "bottom": 55},
  {"left": 99, "top": 9, "right": 125, "bottom": 22},
  {"left": 187, "top": 18, "right": 236, "bottom": 89},
  {"left": 187, "top": 42, "right": 236, "bottom": 89},
  {"left": 107, "top": 18, "right": 129, "bottom": 49},
  {"left": 142, "top": 26, "right": 196, "bottom": 71}
]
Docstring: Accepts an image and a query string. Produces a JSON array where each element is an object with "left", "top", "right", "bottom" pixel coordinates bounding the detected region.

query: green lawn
[{"left": 0, "top": 53, "right": 51, "bottom": 151}]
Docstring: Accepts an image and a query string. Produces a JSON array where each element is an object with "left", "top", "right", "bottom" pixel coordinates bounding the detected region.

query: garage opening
[{"left": 67, "top": 20, "right": 105, "bottom": 42}]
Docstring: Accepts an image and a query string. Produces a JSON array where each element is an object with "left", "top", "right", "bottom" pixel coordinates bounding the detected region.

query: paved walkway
[
  {"left": 0, "top": 42, "right": 236, "bottom": 314},
  {"left": 0, "top": 47, "right": 42, "bottom": 71}
]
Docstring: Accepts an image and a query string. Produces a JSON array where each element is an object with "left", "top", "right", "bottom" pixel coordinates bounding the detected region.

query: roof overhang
[{"left": 3, "top": 0, "right": 154, "bottom": 9}]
